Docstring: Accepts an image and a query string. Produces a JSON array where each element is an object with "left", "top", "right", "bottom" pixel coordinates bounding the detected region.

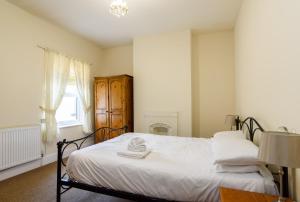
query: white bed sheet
[{"left": 66, "top": 133, "right": 278, "bottom": 202}]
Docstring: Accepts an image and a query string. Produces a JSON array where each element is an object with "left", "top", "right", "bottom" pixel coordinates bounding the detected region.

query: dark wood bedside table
[{"left": 219, "top": 187, "right": 293, "bottom": 202}]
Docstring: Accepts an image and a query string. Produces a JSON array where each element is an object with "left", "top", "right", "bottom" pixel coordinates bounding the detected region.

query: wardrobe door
[
  {"left": 94, "top": 78, "right": 109, "bottom": 143},
  {"left": 109, "top": 77, "right": 124, "bottom": 138}
]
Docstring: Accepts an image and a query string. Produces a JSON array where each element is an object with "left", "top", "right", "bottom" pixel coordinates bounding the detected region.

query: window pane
[
  {"left": 56, "top": 80, "right": 83, "bottom": 127},
  {"left": 56, "top": 96, "right": 77, "bottom": 123},
  {"left": 65, "top": 84, "right": 77, "bottom": 95}
]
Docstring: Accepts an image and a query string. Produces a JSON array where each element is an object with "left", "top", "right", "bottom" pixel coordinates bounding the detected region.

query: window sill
[{"left": 58, "top": 123, "right": 83, "bottom": 129}]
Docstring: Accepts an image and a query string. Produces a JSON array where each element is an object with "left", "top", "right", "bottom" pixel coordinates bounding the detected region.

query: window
[{"left": 56, "top": 69, "right": 83, "bottom": 127}]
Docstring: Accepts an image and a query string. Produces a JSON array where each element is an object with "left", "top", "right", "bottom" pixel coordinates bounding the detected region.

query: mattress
[{"left": 66, "top": 133, "right": 278, "bottom": 202}]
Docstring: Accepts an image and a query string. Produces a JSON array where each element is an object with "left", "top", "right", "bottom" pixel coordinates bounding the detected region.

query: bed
[{"left": 56, "top": 117, "right": 286, "bottom": 202}]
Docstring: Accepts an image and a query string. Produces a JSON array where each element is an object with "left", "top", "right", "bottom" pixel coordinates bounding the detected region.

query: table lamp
[
  {"left": 225, "top": 115, "right": 240, "bottom": 130},
  {"left": 258, "top": 131, "right": 300, "bottom": 202}
]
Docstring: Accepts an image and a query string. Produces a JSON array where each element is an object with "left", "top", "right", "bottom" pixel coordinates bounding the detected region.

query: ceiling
[{"left": 7, "top": 0, "right": 243, "bottom": 47}]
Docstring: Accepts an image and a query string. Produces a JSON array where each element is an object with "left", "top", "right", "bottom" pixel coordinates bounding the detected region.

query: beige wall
[
  {"left": 101, "top": 45, "right": 133, "bottom": 76},
  {"left": 235, "top": 0, "right": 300, "bottom": 200},
  {"left": 0, "top": 1, "right": 103, "bottom": 154},
  {"left": 133, "top": 31, "right": 192, "bottom": 137},
  {"left": 192, "top": 31, "right": 235, "bottom": 138}
]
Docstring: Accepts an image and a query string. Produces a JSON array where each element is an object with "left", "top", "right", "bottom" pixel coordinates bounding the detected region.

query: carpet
[{"left": 0, "top": 162, "right": 132, "bottom": 202}]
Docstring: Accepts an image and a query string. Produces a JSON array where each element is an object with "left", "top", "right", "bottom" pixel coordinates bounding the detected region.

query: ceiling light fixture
[{"left": 109, "top": 0, "right": 128, "bottom": 18}]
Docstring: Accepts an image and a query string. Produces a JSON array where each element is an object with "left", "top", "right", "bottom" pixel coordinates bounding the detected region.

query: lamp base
[
  {"left": 277, "top": 167, "right": 286, "bottom": 202},
  {"left": 273, "top": 196, "right": 286, "bottom": 202}
]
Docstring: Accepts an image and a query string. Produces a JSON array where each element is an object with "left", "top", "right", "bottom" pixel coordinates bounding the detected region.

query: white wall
[
  {"left": 0, "top": 1, "right": 103, "bottom": 155},
  {"left": 101, "top": 45, "right": 133, "bottom": 76},
  {"left": 192, "top": 31, "right": 235, "bottom": 138},
  {"left": 235, "top": 0, "right": 300, "bottom": 200},
  {"left": 134, "top": 31, "right": 192, "bottom": 136}
]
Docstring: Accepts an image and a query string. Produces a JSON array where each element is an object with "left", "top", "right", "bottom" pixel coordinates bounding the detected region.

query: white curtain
[
  {"left": 41, "top": 50, "right": 70, "bottom": 142},
  {"left": 71, "top": 59, "right": 92, "bottom": 133}
]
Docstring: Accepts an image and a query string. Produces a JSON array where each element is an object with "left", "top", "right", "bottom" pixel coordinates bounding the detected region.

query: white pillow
[
  {"left": 213, "top": 130, "right": 246, "bottom": 140},
  {"left": 215, "top": 164, "right": 259, "bottom": 173},
  {"left": 212, "top": 137, "right": 262, "bottom": 166}
]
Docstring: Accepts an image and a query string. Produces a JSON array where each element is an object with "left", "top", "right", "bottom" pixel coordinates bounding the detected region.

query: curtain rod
[
  {"left": 36, "top": 45, "right": 93, "bottom": 66},
  {"left": 37, "top": 45, "right": 46, "bottom": 50}
]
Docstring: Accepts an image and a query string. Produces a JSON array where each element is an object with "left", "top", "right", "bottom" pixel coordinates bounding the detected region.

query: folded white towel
[
  {"left": 128, "top": 137, "right": 147, "bottom": 152},
  {"left": 129, "top": 137, "right": 145, "bottom": 145},
  {"left": 117, "top": 149, "right": 151, "bottom": 159},
  {"left": 128, "top": 144, "right": 146, "bottom": 152}
]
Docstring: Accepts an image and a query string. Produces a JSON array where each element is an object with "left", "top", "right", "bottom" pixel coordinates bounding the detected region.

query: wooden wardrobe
[{"left": 94, "top": 75, "right": 133, "bottom": 143}]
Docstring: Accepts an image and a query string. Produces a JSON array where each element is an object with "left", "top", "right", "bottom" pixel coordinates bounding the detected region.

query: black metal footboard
[{"left": 56, "top": 126, "right": 129, "bottom": 202}]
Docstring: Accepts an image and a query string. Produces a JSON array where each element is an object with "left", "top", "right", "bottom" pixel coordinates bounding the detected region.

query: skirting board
[{"left": 0, "top": 140, "right": 93, "bottom": 181}]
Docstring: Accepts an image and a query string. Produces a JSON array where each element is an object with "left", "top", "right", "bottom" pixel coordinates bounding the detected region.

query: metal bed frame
[{"left": 56, "top": 117, "right": 288, "bottom": 202}]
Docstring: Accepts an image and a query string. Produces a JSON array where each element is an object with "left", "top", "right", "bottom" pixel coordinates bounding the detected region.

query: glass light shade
[{"left": 110, "top": 0, "right": 128, "bottom": 17}]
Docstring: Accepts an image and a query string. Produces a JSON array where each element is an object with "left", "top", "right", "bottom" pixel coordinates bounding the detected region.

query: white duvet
[{"left": 66, "top": 133, "right": 278, "bottom": 202}]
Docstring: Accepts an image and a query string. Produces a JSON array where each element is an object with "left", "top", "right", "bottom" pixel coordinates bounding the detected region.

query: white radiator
[{"left": 0, "top": 125, "right": 41, "bottom": 171}]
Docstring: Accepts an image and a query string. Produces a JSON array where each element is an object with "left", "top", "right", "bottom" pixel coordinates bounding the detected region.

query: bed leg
[
  {"left": 57, "top": 188, "right": 61, "bottom": 202},
  {"left": 57, "top": 141, "right": 63, "bottom": 202}
]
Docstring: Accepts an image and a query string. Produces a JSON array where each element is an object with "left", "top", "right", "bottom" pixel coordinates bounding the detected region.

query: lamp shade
[
  {"left": 225, "top": 115, "right": 238, "bottom": 126},
  {"left": 258, "top": 131, "right": 300, "bottom": 168}
]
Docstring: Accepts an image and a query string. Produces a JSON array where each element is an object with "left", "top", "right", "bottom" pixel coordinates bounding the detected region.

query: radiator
[{"left": 0, "top": 125, "right": 41, "bottom": 171}]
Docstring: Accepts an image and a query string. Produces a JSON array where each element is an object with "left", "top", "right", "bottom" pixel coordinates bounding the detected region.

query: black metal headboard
[{"left": 236, "top": 117, "right": 264, "bottom": 142}]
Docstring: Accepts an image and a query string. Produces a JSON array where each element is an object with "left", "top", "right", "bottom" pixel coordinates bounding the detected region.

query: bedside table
[{"left": 219, "top": 187, "right": 293, "bottom": 202}]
